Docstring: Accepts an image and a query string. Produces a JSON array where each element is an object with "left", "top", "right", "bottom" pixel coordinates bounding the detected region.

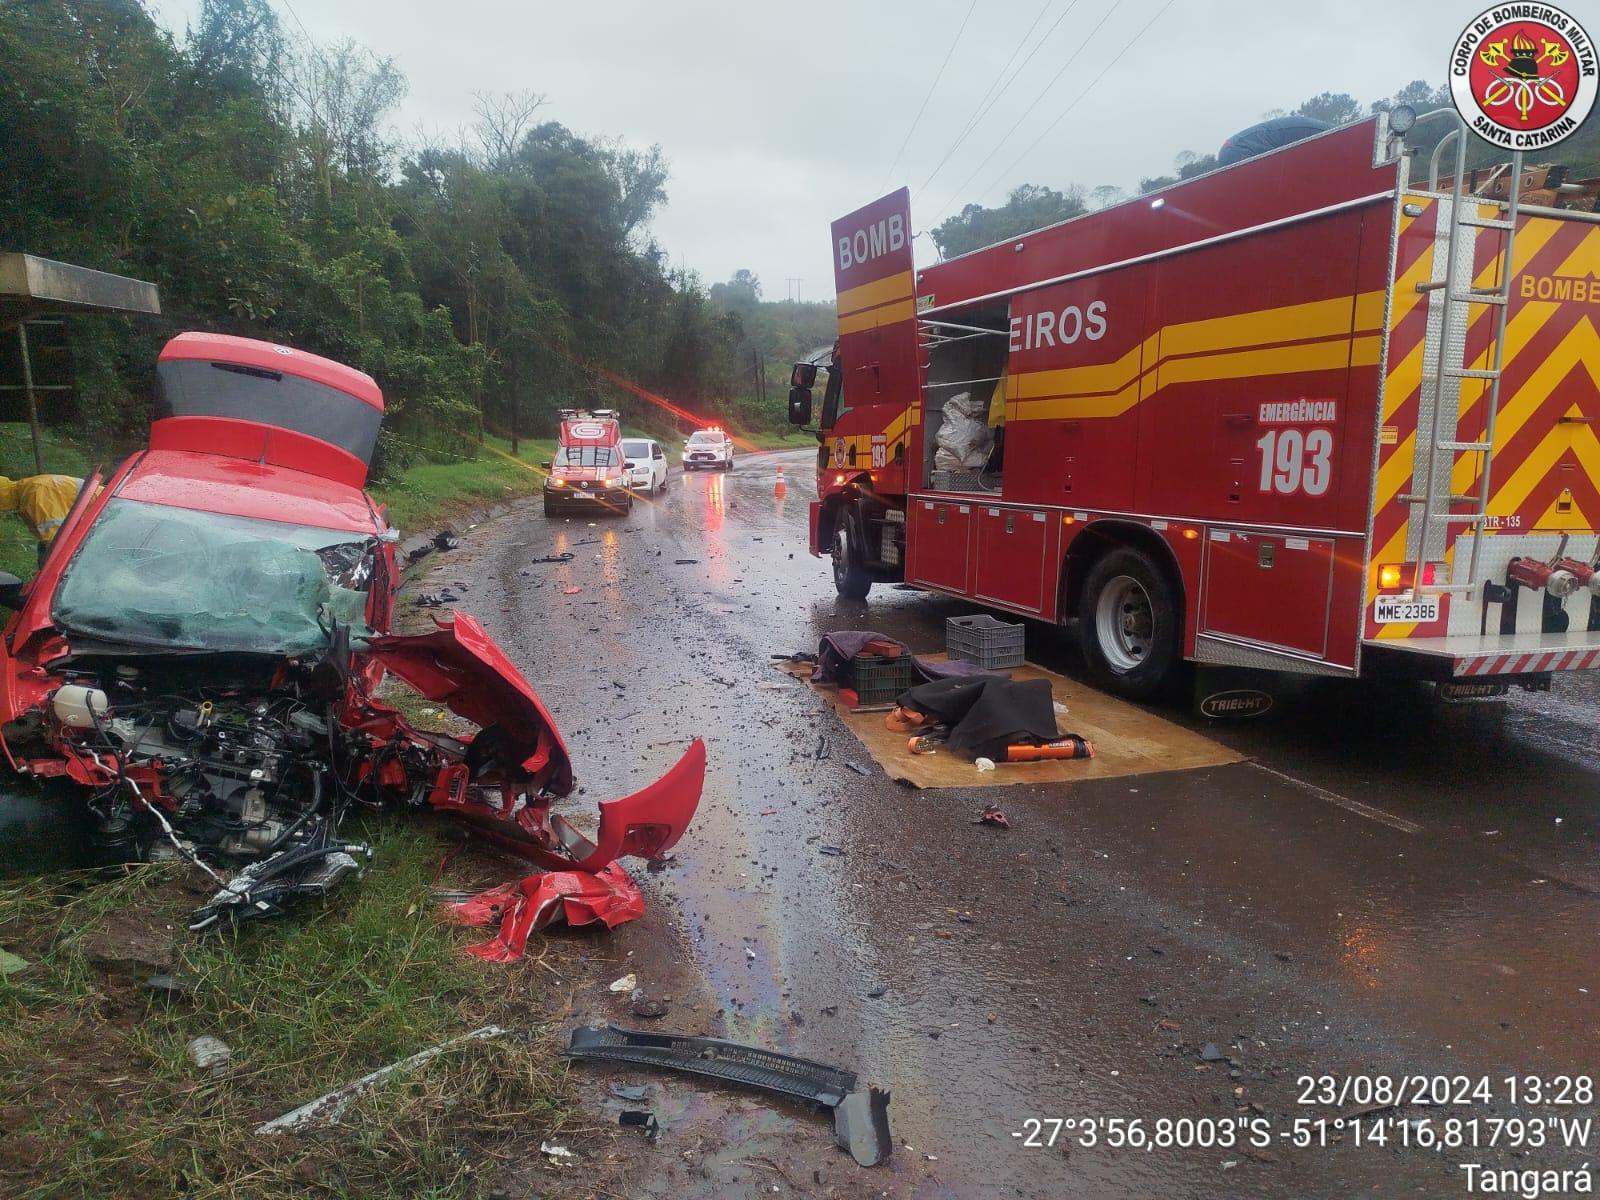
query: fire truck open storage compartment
[{"left": 920, "top": 302, "right": 1010, "bottom": 495}]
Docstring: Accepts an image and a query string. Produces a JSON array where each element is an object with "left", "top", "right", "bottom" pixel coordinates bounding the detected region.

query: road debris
[
  {"left": 843, "top": 761, "right": 871, "bottom": 776},
  {"left": 445, "top": 864, "right": 645, "bottom": 961},
  {"left": 976, "top": 805, "right": 1010, "bottom": 829},
  {"left": 975, "top": 757, "right": 996, "bottom": 772},
  {"left": 186, "top": 1035, "right": 232, "bottom": 1074},
  {"left": 257, "top": 1026, "right": 510, "bottom": 1133},
  {"left": 532, "top": 552, "right": 575, "bottom": 564},
  {"left": 413, "top": 589, "right": 460, "bottom": 607},
  {"left": 631, "top": 990, "right": 671, "bottom": 1019},
  {"left": 833, "top": 1086, "right": 893, "bottom": 1168},
  {"left": 562, "top": 585, "right": 583, "bottom": 595},
  {"left": 146, "top": 971, "right": 195, "bottom": 998},
  {"left": 609, "top": 973, "right": 639, "bottom": 993},
  {"left": 619, "top": 1108, "right": 662, "bottom": 1142},
  {"left": 566, "top": 1024, "right": 892, "bottom": 1167},
  {"left": 540, "top": 1141, "right": 576, "bottom": 1164}
]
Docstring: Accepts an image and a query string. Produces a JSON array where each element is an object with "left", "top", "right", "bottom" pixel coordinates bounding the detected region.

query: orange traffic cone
[{"left": 774, "top": 466, "right": 787, "bottom": 498}]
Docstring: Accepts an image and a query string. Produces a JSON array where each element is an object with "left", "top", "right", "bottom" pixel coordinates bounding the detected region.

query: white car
[
  {"left": 683, "top": 428, "right": 734, "bottom": 471},
  {"left": 622, "top": 437, "right": 669, "bottom": 493}
]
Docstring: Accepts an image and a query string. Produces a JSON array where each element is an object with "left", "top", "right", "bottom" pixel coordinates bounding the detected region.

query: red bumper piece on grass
[{"left": 449, "top": 862, "right": 645, "bottom": 962}]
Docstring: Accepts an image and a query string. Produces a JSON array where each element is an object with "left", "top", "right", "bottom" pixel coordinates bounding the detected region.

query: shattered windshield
[
  {"left": 53, "top": 499, "right": 374, "bottom": 653},
  {"left": 555, "top": 445, "right": 619, "bottom": 468}
]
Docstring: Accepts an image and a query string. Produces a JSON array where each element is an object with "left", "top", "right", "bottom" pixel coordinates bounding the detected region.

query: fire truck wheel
[
  {"left": 831, "top": 513, "right": 871, "bottom": 601},
  {"left": 1078, "top": 547, "right": 1179, "bottom": 699}
]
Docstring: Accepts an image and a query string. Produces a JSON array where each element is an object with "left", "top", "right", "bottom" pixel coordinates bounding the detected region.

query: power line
[
  {"left": 878, "top": 0, "right": 979, "bottom": 194},
  {"left": 980, "top": 0, "right": 1178, "bottom": 207},
  {"left": 928, "top": 0, "right": 1123, "bottom": 224},
  {"left": 926, "top": 0, "right": 1053, "bottom": 175},
  {"left": 913, "top": 0, "right": 1078, "bottom": 200}
]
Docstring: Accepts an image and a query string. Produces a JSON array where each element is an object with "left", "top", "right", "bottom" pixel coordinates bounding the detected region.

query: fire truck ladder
[{"left": 1406, "top": 110, "right": 1524, "bottom": 598}]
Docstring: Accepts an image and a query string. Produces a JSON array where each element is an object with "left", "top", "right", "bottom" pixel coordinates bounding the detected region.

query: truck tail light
[{"left": 1377, "top": 562, "right": 1442, "bottom": 590}]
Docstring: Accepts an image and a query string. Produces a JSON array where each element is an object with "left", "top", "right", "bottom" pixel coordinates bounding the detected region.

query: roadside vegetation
[
  {"left": 0, "top": 819, "right": 582, "bottom": 1200},
  {"left": 0, "top": 0, "right": 826, "bottom": 489},
  {"left": 0, "top": 424, "right": 91, "bottom": 580},
  {"left": 370, "top": 434, "right": 556, "bottom": 533}
]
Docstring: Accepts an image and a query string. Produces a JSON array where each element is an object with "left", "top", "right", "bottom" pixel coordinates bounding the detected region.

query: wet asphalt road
[{"left": 431, "top": 448, "right": 1598, "bottom": 1199}]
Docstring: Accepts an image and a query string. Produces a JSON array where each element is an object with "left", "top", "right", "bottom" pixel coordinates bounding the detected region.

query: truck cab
[{"left": 543, "top": 409, "right": 631, "bottom": 516}]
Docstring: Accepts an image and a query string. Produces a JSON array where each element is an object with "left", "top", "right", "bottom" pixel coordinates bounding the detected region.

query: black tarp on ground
[{"left": 896, "top": 675, "right": 1060, "bottom": 762}]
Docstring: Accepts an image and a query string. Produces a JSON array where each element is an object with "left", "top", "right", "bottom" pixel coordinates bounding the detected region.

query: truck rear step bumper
[{"left": 1363, "top": 632, "right": 1600, "bottom": 677}]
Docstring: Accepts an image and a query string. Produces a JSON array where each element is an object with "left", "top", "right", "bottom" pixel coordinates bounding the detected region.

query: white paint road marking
[{"left": 1249, "top": 762, "right": 1423, "bottom": 835}]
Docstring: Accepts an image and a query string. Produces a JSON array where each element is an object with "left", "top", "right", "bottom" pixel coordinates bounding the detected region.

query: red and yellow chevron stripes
[{"left": 1369, "top": 195, "right": 1600, "bottom": 638}]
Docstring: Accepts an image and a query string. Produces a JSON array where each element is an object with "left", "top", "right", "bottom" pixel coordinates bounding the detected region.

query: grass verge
[
  {"left": 370, "top": 434, "right": 556, "bottom": 535},
  {"left": 0, "top": 423, "right": 94, "bottom": 581},
  {"left": 0, "top": 820, "right": 579, "bottom": 1199},
  {"left": 734, "top": 428, "right": 814, "bottom": 451}
]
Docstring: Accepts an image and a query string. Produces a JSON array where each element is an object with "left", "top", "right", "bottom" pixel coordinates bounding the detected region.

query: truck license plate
[{"left": 1374, "top": 595, "right": 1440, "bottom": 624}]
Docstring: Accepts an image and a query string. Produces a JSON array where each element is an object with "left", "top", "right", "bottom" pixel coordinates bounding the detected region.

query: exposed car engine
[{"left": 37, "top": 655, "right": 387, "bottom": 931}]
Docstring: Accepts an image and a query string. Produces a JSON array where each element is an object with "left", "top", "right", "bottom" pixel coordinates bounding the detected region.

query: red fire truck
[{"left": 790, "top": 110, "right": 1600, "bottom": 699}]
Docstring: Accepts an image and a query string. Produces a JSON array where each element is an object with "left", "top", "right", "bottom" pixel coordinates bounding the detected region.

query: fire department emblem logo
[{"left": 1450, "top": 5, "right": 1596, "bottom": 151}]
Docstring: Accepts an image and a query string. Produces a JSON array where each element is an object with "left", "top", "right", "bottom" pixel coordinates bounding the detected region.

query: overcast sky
[{"left": 153, "top": 0, "right": 1475, "bottom": 302}]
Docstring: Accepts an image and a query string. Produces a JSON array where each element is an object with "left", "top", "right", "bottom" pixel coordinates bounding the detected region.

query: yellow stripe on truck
[
  {"left": 837, "top": 270, "right": 915, "bottom": 317},
  {"left": 837, "top": 297, "right": 916, "bottom": 336}
]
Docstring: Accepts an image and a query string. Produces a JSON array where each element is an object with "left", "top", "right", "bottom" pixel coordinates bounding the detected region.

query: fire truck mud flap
[{"left": 367, "top": 613, "right": 706, "bottom": 871}]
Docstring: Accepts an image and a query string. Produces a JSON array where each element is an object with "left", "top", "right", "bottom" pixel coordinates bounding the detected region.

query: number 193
[{"left": 1257, "top": 427, "right": 1333, "bottom": 496}]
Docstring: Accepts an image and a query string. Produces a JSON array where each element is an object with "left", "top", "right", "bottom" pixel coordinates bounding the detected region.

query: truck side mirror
[
  {"left": 0, "top": 572, "right": 24, "bottom": 610},
  {"left": 540, "top": 460, "right": 552, "bottom": 470},
  {"left": 791, "top": 362, "right": 818, "bottom": 389},
  {"left": 788, "top": 386, "right": 813, "bottom": 426}
]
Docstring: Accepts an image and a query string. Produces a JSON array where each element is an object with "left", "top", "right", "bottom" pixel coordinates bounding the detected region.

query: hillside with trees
[{"left": 0, "top": 0, "right": 808, "bottom": 476}]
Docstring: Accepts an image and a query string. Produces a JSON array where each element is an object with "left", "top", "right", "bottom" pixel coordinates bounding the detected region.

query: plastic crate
[
  {"left": 946, "top": 614, "right": 1025, "bottom": 669},
  {"left": 929, "top": 468, "right": 984, "bottom": 493},
  {"left": 842, "top": 653, "right": 917, "bottom": 706}
]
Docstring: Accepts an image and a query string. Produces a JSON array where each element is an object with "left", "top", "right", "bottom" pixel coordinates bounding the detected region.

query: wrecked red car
[{"left": 0, "top": 332, "right": 704, "bottom": 929}]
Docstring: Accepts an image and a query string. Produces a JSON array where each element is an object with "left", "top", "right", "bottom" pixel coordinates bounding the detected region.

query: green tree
[{"left": 931, "top": 184, "right": 1087, "bottom": 259}]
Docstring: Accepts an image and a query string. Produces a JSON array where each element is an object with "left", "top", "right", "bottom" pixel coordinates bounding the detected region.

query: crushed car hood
[{"left": 367, "top": 611, "right": 575, "bottom": 795}]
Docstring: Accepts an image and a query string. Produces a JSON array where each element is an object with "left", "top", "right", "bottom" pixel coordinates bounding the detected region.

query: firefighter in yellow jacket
[{"left": 0, "top": 474, "right": 84, "bottom": 567}]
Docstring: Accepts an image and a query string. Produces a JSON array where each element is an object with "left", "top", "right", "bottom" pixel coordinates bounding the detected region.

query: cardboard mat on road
[{"left": 778, "top": 656, "right": 1241, "bottom": 789}]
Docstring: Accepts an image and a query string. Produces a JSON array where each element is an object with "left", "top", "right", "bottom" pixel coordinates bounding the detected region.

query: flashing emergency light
[{"left": 1377, "top": 564, "right": 1403, "bottom": 590}]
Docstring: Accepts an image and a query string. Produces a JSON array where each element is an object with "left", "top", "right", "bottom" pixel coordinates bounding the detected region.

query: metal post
[{"left": 16, "top": 323, "right": 43, "bottom": 473}]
